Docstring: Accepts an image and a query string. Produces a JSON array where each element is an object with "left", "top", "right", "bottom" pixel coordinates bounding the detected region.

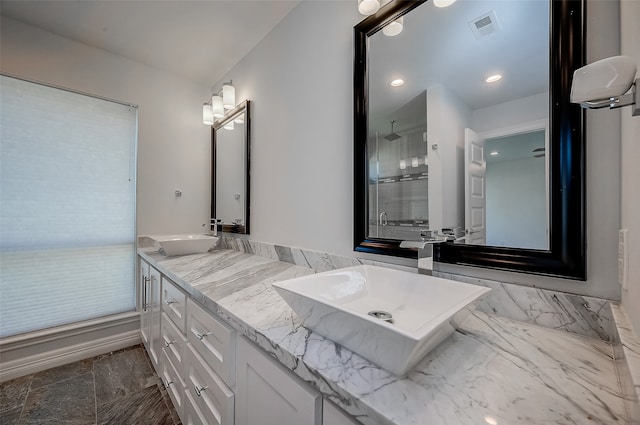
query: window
[{"left": 0, "top": 75, "right": 137, "bottom": 338}]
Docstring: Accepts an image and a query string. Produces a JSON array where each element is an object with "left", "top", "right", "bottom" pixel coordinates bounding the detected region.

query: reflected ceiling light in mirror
[
  {"left": 203, "top": 103, "right": 214, "bottom": 126},
  {"left": 490, "top": 151, "right": 499, "bottom": 156},
  {"left": 433, "top": 0, "right": 456, "bottom": 8},
  {"left": 484, "top": 74, "right": 503, "bottom": 83},
  {"left": 358, "top": 0, "right": 380, "bottom": 15},
  {"left": 224, "top": 120, "right": 234, "bottom": 130},
  {"left": 390, "top": 78, "right": 405, "bottom": 87},
  {"left": 223, "top": 82, "right": 236, "bottom": 110},
  {"left": 212, "top": 95, "right": 224, "bottom": 118},
  {"left": 411, "top": 157, "right": 419, "bottom": 167},
  {"left": 234, "top": 113, "right": 245, "bottom": 124},
  {"left": 399, "top": 159, "right": 407, "bottom": 170},
  {"left": 383, "top": 17, "right": 403, "bottom": 36}
]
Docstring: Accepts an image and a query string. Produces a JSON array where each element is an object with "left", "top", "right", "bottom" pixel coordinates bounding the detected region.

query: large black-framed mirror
[
  {"left": 212, "top": 100, "right": 251, "bottom": 234},
  {"left": 354, "top": 0, "right": 586, "bottom": 279}
]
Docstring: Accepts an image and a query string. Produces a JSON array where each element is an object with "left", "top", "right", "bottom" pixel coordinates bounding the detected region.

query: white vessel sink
[
  {"left": 272, "top": 265, "right": 490, "bottom": 376},
  {"left": 150, "top": 234, "right": 218, "bottom": 256}
]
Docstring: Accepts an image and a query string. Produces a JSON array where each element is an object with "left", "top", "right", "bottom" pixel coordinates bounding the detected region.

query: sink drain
[{"left": 368, "top": 310, "right": 393, "bottom": 323}]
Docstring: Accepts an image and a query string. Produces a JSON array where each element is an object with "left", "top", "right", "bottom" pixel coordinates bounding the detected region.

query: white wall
[
  {"left": 210, "top": 1, "right": 362, "bottom": 256},
  {"left": 0, "top": 17, "right": 212, "bottom": 237},
  {"left": 426, "top": 84, "right": 471, "bottom": 231},
  {"left": 213, "top": 0, "right": 622, "bottom": 300},
  {"left": 471, "top": 92, "right": 548, "bottom": 134},
  {"left": 619, "top": 0, "right": 640, "bottom": 333},
  {"left": 486, "top": 157, "right": 547, "bottom": 249}
]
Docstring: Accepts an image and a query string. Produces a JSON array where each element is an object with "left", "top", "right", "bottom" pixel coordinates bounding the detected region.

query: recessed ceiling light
[
  {"left": 485, "top": 74, "right": 503, "bottom": 83},
  {"left": 433, "top": 0, "right": 456, "bottom": 7},
  {"left": 490, "top": 151, "right": 499, "bottom": 156},
  {"left": 390, "top": 79, "right": 405, "bottom": 87}
]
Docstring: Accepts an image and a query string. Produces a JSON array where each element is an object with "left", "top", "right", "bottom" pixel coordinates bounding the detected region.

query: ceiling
[
  {"left": 368, "top": 0, "right": 549, "bottom": 136},
  {"left": 0, "top": 0, "right": 301, "bottom": 87}
]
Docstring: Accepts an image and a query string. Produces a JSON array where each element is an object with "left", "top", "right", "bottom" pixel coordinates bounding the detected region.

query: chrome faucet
[{"left": 400, "top": 230, "right": 448, "bottom": 276}]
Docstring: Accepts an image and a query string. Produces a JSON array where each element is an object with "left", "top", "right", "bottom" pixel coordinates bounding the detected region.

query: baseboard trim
[{"left": 0, "top": 312, "right": 141, "bottom": 382}]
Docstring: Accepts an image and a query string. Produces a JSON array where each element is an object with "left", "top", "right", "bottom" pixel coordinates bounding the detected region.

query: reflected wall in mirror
[
  {"left": 354, "top": 0, "right": 586, "bottom": 279},
  {"left": 212, "top": 100, "right": 251, "bottom": 234}
]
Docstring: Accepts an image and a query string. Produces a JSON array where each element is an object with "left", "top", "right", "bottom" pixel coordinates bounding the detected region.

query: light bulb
[
  {"left": 358, "top": 0, "right": 380, "bottom": 15},
  {"left": 383, "top": 17, "right": 403, "bottom": 36},
  {"left": 212, "top": 95, "right": 224, "bottom": 118},
  {"left": 203, "top": 103, "right": 213, "bottom": 126},
  {"left": 433, "top": 0, "right": 456, "bottom": 7},
  {"left": 223, "top": 83, "right": 236, "bottom": 110}
]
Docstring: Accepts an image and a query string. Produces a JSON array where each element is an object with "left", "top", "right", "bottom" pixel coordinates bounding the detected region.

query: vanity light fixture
[
  {"left": 202, "top": 103, "right": 214, "bottom": 126},
  {"left": 390, "top": 78, "right": 405, "bottom": 87},
  {"left": 433, "top": 0, "right": 456, "bottom": 8},
  {"left": 411, "top": 157, "right": 419, "bottom": 167},
  {"left": 484, "top": 74, "right": 502, "bottom": 83},
  {"left": 358, "top": 0, "right": 380, "bottom": 16},
  {"left": 383, "top": 17, "right": 403, "bottom": 36},
  {"left": 484, "top": 416, "right": 498, "bottom": 425},
  {"left": 399, "top": 159, "right": 407, "bottom": 170},
  {"left": 203, "top": 81, "right": 241, "bottom": 126},
  {"left": 223, "top": 82, "right": 236, "bottom": 110}
]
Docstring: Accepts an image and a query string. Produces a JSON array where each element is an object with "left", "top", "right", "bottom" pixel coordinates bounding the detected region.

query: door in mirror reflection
[{"left": 366, "top": 0, "right": 550, "bottom": 250}]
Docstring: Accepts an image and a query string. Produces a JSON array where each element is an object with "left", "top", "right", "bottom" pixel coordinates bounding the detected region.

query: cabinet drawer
[
  {"left": 161, "top": 312, "right": 187, "bottom": 372},
  {"left": 185, "top": 345, "right": 234, "bottom": 425},
  {"left": 184, "top": 388, "right": 209, "bottom": 425},
  {"left": 187, "top": 299, "right": 235, "bottom": 387},
  {"left": 162, "top": 277, "right": 187, "bottom": 334},
  {"left": 160, "top": 352, "right": 186, "bottom": 420}
]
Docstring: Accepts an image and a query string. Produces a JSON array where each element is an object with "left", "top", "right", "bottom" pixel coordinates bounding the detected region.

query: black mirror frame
[
  {"left": 354, "top": 0, "right": 586, "bottom": 280},
  {"left": 212, "top": 100, "right": 251, "bottom": 234}
]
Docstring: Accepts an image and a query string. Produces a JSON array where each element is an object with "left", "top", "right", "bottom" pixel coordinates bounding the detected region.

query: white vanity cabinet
[
  {"left": 139, "top": 258, "right": 162, "bottom": 371},
  {"left": 139, "top": 255, "right": 363, "bottom": 425},
  {"left": 235, "top": 336, "right": 322, "bottom": 425}
]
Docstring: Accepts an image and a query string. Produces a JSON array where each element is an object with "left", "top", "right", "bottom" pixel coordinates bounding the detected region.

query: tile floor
[{"left": 0, "top": 345, "right": 181, "bottom": 425}]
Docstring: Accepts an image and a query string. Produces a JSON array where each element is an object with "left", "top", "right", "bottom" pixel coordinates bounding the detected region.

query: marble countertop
[{"left": 138, "top": 247, "right": 627, "bottom": 425}]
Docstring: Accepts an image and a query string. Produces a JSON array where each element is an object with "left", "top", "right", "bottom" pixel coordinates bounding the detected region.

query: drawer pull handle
[
  {"left": 163, "top": 338, "right": 175, "bottom": 348},
  {"left": 194, "top": 385, "right": 208, "bottom": 397},
  {"left": 165, "top": 300, "right": 176, "bottom": 305},
  {"left": 194, "top": 331, "right": 212, "bottom": 340},
  {"left": 163, "top": 378, "right": 174, "bottom": 388}
]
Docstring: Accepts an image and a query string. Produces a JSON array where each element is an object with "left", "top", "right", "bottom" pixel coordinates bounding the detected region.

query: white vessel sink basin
[
  {"left": 272, "top": 265, "right": 490, "bottom": 376},
  {"left": 150, "top": 234, "right": 218, "bottom": 256}
]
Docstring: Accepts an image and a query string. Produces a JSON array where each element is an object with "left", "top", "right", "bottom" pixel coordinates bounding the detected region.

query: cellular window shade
[{"left": 0, "top": 75, "right": 137, "bottom": 338}]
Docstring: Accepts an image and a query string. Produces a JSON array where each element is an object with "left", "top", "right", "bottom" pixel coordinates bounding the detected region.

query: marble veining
[
  {"left": 139, "top": 247, "right": 627, "bottom": 425},
  {"left": 437, "top": 272, "right": 614, "bottom": 342},
  {"left": 218, "top": 236, "right": 615, "bottom": 342},
  {"left": 612, "top": 303, "right": 640, "bottom": 424}
]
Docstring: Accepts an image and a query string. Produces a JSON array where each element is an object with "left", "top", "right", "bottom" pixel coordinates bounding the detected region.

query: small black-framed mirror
[
  {"left": 354, "top": 0, "right": 586, "bottom": 279},
  {"left": 212, "top": 100, "right": 251, "bottom": 234}
]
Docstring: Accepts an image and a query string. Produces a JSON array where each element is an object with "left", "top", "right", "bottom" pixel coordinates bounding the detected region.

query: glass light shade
[
  {"left": 212, "top": 95, "right": 224, "bottom": 118},
  {"left": 224, "top": 120, "right": 234, "bottom": 130},
  {"left": 223, "top": 84, "right": 236, "bottom": 110},
  {"left": 399, "top": 159, "right": 407, "bottom": 170},
  {"left": 202, "top": 103, "right": 214, "bottom": 126},
  {"left": 382, "top": 17, "right": 403, "bottom": 36},
  {"left": 234, "top": 113, "right": 245, "bottom": 124},
  {"left": 433, "top": 0, "right": 456, "bottom": 7},
  {"left": 412, "top": 157, "right": 419, "bottom": 167},
  {"left": 358, "top": 0, "right": 380, "bottom": 15}
]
